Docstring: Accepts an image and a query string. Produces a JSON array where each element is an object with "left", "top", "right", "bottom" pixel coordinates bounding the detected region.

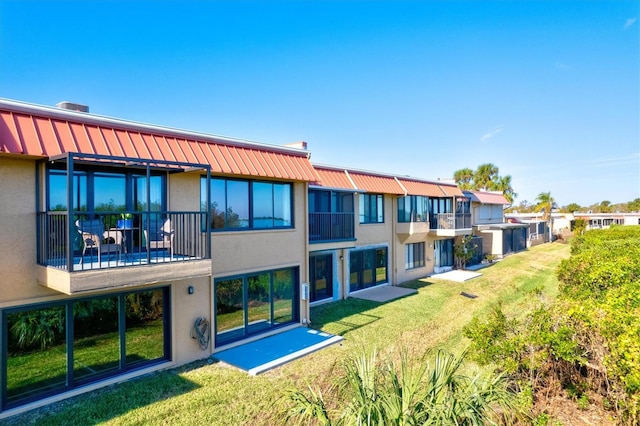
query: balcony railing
[
  {"left": 37, "top": 211, "right": 210, "bottom": 271},
  {"left": 430, "top": 213, "right": 472, "bottom": 230},
  {"left": 309, "top": 212, "right": 355, "bottom": 242}
]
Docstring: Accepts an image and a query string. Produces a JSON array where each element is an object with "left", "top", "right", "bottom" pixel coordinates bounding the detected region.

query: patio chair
[
  {"left": 76, "top": 219, "right": 122, "bottom": 264},
  {"left": 144, "top": 218, "right": 174, "bottom": 259}
]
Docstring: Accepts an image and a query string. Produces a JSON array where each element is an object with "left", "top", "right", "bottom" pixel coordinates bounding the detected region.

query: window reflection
[
  {"left": 73, "top": 297, "right": 120, "bottom": 382},
  {"left": 3, "top": 288, "right": 169, "bottom": 408},
  {"left": 47, "top": 168, "right": 165, "bottom": 215},
  {"left": 203, "top": 178, "right": 292, "bottom": 230},
  {"left": 227, "top": 181, "right": 249, "bottom": 228},
  {"left": 48, "top": 171, "right": 87, "bottom": 211},
  {"left": 273, "top": 269, "right": 294, "bottom": 324},
  {"left": 253, "top": 182, "right": 274, "bottom": 228},
  {"left": 135, "top": 175, "right": 163, "bottom": 211},
  {"left": 125, "top": 289, "right": 165, "bottom": 366},
  {"left": 274, "top": 184, "right": 291, "bottom": 227},
  {"left": 6, "top": 306, "right": 67, "bottom": 403},
  {"left": 215, "top": 268, "right": 298, "bottom": 345},
  {"left": 247, "top": 273, "right": 272, "bottom": 334},
  {"left": 94, "top": 173, "right": 126, "bottom": 212},
  {"left": 216, "top": 278, "right": 245, "bottom": 344}
]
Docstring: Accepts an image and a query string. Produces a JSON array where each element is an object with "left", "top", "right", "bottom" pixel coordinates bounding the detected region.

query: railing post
[{"left": 67, "top": 155, "right": 75, "bottom": 271}]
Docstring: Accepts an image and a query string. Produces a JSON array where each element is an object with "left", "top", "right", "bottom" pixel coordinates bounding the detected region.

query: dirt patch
[{"left": 533, "top": 390, "right": 617, "bottom": 425}]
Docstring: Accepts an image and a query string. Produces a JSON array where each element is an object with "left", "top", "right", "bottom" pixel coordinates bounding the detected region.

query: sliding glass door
[
  {"left": 215, "top": 268, "right": 298, "bottom": 346},
  {"left": 434, "top": 239, "right": 454, "bottom": 268}
]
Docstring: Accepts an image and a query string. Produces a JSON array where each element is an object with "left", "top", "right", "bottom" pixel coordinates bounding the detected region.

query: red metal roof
[
  {"left": 0, "top": 100, "right": 318, "bottom": 182},
  {"left": 348, "top": 171, "right": 406, "bottom": 195},
  {"left": 312, "top": 167, "right": 355, "bottom": 190},
  {"left": 464, "top": 190, "right": 510, "bottom": 205},
  {"left": 396, "top": 178, "right": 444, "bottom": 197},
  {"left": 438, "top": 183, "right": 465, "bottom": 197}
]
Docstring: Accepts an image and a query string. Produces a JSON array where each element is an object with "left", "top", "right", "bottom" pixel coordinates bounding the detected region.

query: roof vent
[{"left": 56, "top": 101, "right": 89, "bottom": 113}]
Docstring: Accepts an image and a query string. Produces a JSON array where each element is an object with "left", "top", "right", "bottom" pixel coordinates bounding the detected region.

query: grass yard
[{"left": 5, "top": 242, "right": 570, "bottom": 425}]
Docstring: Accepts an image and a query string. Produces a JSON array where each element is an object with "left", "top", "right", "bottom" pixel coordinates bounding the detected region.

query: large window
[
  {"left": 350, "top": 247, "right": 388, "bottom": 292},
  {"left": 309, "top": 254, "right": 333, "bottom": 302},
  {"left": 2, "top": 287, "right": 169, "bottom": 410},
  {"left": 405, "top": 242, "right": 425, "bottom": 269},
  {"left": 48, "top": 167, "right": 166, "bottom": 213},
  {"left": 202, "top": 177, "right": 292, "bottom": 231},
  {"left": 359, "top": 194, "right": 384, "bottom": 224},
  {"left": 429, "top": 197, "right": 453, "bottom": 215},
  {"left": 215, "top": 268, "right": 298, "bottom": 345},
  {"left": 398, "top": 195, "right": 429, "bottom": 222}
]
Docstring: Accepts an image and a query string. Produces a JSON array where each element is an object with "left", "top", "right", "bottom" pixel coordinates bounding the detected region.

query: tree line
[{"left": 453, "top": 163, "right": 640, "bottom": 217}]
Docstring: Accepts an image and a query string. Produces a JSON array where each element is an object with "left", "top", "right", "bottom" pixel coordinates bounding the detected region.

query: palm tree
[
  {"left": 490, "top": 175, "right": 517, "bottom": 204},
  {"left": 473, "top": 163, "right": 499, "bottom": 191},
  {"left": 286, "top": 348, "right": 517, "bottom": 425},
  {"left": 453, "top": 168, "right": 474, "bottom": 190},
  {"left": 534, "top": 192, "right": 554, "bottom": 222}
]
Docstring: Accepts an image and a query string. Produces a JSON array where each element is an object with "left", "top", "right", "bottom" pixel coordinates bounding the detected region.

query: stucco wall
[
  {"left": 171, "top": 276, "right": 214, "bottom": 362},
  {"left": 393, "top": 235, "right": 436, "bottom": 285},
  {"left": 0, "top": 157, "right": 60, "bottom": 306}
]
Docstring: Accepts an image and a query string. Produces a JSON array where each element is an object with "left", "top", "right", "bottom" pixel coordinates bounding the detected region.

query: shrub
[{"left": 286, "top": 348, "right": 518, "bottom": 425}]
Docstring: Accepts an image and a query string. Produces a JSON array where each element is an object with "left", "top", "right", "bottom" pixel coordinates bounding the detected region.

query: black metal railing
[
  {"left": 37, "top": 211, "right": 210, "bottom": 271},
  {"left": 309, "top": 212, "right": 355, "bottom": 242},
  {"left": 429, "top": 213, "right": 472, "bottom": 230}
]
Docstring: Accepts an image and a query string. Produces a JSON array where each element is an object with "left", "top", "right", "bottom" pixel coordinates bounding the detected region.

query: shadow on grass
[
  {"left": 2, "top": 362, "right": 205, "bottom": 426},
  {"left": 400, "top": 279, "right": 435, "bottom": 290},
  {"left": 310, "top": 298, "right": 382, "bottom": 336}
]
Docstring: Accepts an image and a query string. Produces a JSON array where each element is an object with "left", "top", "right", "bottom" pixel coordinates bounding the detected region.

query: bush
[{"left": 465, "top": 226, "right": 640, "bottom": 423}]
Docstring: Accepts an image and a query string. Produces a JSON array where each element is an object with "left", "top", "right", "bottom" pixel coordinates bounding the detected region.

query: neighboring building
[
  {"left": 464, "top": 190, "right": 529, "bottom": 259},
  {"left": 573, "top": 212, "right": 640, "bottom": 229},
  {"left": 506, "top": 212, "right": 640, "bottom": 235}
]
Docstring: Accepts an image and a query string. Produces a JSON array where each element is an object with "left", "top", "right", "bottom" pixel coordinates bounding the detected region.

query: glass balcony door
[{"left": 215, "top": 269, "right": 298, "bottom": 346}]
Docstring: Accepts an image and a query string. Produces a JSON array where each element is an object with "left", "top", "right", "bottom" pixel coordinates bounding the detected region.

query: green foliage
[
  {"left": 558, "top": 229, "right": 640, "bottom": 299},
  {"left": 563, "top": 203, "right": 582, "bottom": 213},
  {"left": 534, "top": 192, "right": 555, "bottom": 222},
  {"left": 452, "top": 163, "right": 517, "bottom": 203},
  {"left": 465, "top": 226, "right": 640, "bottom": 423},
  {"left": 9, "top": 307, "right": 65, "bottom": 351},
  {"left": 572, "top": 218, "right": 587, "bottom": 236},
  {"left": 454, "top": 235, "right": 479, "bottom": 269},
  {"left": 287, "top": 348, "right": 518, "bottom": 425}
]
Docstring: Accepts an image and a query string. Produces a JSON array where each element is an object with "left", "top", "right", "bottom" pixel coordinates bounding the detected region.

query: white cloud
[
  {"left": 591, "top": 152, "right": 640, "bottom": 168},
  {"left": 624, "top": 17, "right": 637, "bottom": 29},
  {"left": 480, "top": 125, "right": 504, "bottom": 142},
  {"left": 555, "top": 61, "right": 571, "bottom": 71}
]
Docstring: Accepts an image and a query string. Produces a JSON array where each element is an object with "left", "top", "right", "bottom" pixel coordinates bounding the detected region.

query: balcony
[
  {"left": 36, "top": 211, "right": 211, "bottom": 294},
  {"left": 429, "top": 213, "right": 472, "bottom": 236},
  {"left": 309, "top": 212, "right": 355, "bottom": 243},
  {"left": 395, "top": 220, "right": 430, "bottom": 244}
]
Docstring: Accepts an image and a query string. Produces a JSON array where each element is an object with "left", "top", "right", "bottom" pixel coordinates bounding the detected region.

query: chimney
[
  {"left": 284, "top": 141, "right": 308, "bottom": 150},
  {"left": 56, "top": 101, "right": 89, "bottom": 113}
]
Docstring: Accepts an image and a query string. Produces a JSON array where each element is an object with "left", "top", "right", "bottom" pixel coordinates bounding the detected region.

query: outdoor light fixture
[{"left": 188, "top": 286, "right": 194, "bottom": 295}]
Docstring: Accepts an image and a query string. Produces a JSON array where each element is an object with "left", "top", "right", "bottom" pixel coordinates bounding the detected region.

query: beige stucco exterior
[
  {"left": 0, "top": 152, "right": 312, "bottom": 417},
  {"left": 0, "top": 157, "right": 62, "bottom": 306},
  {"left": 1, "top": 99, "right": 509, "bottom": 419}
]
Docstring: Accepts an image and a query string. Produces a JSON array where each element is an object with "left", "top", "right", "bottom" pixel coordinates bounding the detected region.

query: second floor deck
[{"left": 37, "top": 210, "right": 211, "bottom": 294}]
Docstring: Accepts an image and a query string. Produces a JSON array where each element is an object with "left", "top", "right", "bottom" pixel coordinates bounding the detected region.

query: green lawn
[{"left": 5, "top": 243, "right": 570, "bottom": 425}]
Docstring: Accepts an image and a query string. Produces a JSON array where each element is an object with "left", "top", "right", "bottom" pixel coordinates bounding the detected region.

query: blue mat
[{"left": 213, "top": 327, "right": 343, "bottom": 375}]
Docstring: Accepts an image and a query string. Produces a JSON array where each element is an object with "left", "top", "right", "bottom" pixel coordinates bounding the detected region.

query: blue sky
[{"left": 1, "top": 1, "right": 638, "bottom": 207}]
